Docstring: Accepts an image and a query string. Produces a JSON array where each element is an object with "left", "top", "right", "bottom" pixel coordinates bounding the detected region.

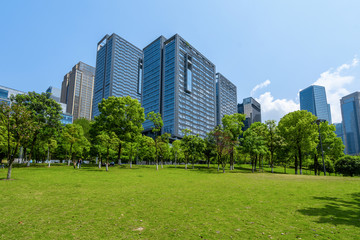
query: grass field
[{"left": 1, "top": 164, "right": 359, "bottom": 239}]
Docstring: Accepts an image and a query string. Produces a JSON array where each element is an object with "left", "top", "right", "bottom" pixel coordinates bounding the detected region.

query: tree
[
  {"left": 95, "top": 96, "right": 145, "bottom": 165},
  {"left": 0, "top": 103, "right": 36, "bottom": 179},
  {"left": 137, "top": 135, "right": 156, "bottom": 165},
  {"left": 96, "top": 131, "right": 119, "bottom": 171},
  {"left": 190, "top": 135, "right": 205, "bottom": 169},
  {"left": 73, "top": 118, "right": 91, "bottom": 141},
  {"left": 203, "top": 132, "right": 216, "bottom": 168},
  {"left": 172, "top": 140, "right": 183, "bottom": 168},
  {"left": 278, "top": 110, "right": 318, "bottom": 175},
  {"left": 213, "top": 126, "right": 233, "bottom": 173},
  {"left": 11, "top": 92, "right": 62, "bottom": 164},
  {"left": 313, "top": 122, "right": 345, "bottom": 175},
  {"left": 181, "top": 129, "right": 194, "bottom": 170},
  {"left": 265, "top": 120, "right": 281, "bottom": 173},
  {"left": 242, "top": 122, "right": 268, "bottom": 173},
  {"left": 62, "top": 124, "right": 84, "bottom": 167},
  {"left": 222, "top": 113, "right": 246, "bottom": 170},
  {"left": 147, "top": 111, "right": 163, "bottom": 170},
  {"left": 157, "top": 133, "right": 171, "bottom": 168}
]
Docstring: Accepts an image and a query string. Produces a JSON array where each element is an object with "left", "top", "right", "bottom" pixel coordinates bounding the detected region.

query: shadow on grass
[{"left": 298, "top": 193, "right": 360, "bottom": 228}]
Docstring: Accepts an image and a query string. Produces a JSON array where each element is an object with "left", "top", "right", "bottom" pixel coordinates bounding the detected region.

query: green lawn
[{"left": 1, "top": 164, "right": 359, "bottom": 239}]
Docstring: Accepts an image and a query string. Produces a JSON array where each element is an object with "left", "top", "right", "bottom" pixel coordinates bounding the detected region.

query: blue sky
[{"left": 1, "top": 0, "right": 359, "bottom": 122}]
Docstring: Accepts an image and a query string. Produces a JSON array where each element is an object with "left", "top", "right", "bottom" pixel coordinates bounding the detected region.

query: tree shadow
[{"left": 297, "top": 193, "right": 360, "bottom": 228}]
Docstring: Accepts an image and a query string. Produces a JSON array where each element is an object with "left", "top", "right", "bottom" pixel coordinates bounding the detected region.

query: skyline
[{"left": 1, "top": 0, "right": 359, "bottom": 123}]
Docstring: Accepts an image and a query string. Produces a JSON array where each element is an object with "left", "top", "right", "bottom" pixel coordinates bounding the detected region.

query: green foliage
[
  {"left": 62, "top": 124, "right": 89, "bottom": 162},
  {"left": 335, "top": 155, "right": 360, "bottom": 176},
  {"left": 278, "top": 110, "right": 318, "bottom": 174},
  {"left": 0, "top": 102, "right": 36, "bottom": 178},
  {"left": 95, "top": 96, "right": 145, "bottom": 163},
  {"left": 73, "top": 118, "right": 91, "bottom": 141}
]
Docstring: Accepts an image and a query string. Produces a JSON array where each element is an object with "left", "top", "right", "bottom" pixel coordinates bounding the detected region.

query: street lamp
[{"left": 316, "top": 119, "right": 326, "bottom": 176}]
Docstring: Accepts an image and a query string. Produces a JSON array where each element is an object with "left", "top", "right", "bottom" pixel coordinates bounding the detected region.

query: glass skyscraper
[
  {"left": 237, "top": 97, "right": 261, "bottom": 131},
  {"left": 216, "top": 73, "right": 237, "bottom": 125},
  {"left": 92, "top": 33, "right": 143, "bottom": 118},
  {"left": 300, "top": 85, "right": 332, "bottom": 124},
  {"left": 334, "top": 122, "right": 345, "bottom": 146},
  {"left": 61, "top": 62, "right": 95, "bottom": 121},
  {"left": 340, "top": 92, "right": 360, "bottom": 155},
  {"left": 142, "top": 34, "right": 216, "bottom": 139}
]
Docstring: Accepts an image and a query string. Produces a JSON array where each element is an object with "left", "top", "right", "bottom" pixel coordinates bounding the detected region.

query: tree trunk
[
  {"left": 7, "top": 160, "right": 13, "bottom": 179},
  {"left": 314, "top": 154, "right": 318, "bottom": 176},
  {"left": 130, "top": 156, "right": 132, "bottom": 169},
  {"left": 117, "top": 142, "right": 122, "bottom": 165},
  {"left": 223, "top": 165, "right": 225, "bottom": 173},
  {"left": 98, "top": 159, "right": 101, "bottom": 168},
  {"left": 175, "top": 151, "right": 177, "bottom": 168},
  {"left": 271, "top": 152, "right": 274, "bottom": 173},
  {"left": 106, "top": 147, "right": 109, "bottom": 171},
  {"left": 294, "top": 155, "right": 298, "bottom": 175},
  {"left": 47, "top": 147, "right": 50, "bottom": 168},
  {"left": 298, "top": 148, "right": 302, "bottom": 175},
  {"left": 207, "top": 156, "right": 210, "bottom": 169}
]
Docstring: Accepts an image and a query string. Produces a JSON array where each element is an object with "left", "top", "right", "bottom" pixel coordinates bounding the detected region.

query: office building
[
  {"left": 300, "top": 85, "right": 332, "bottom": 124},
  {"left": 340, "top": 92, "right": 360, "bottom": 155},
  {"left": 238, "top": 97, "right": 261, "bottom": 131},
  {"left": 92, "top": 33, "right": 143, "bottom": 118},
  {"left": 142, "top": 34, "right": 217, "bottom": 139},
  {"left": 334, "top": 122, "right": 345, "bottom": 145},
  {"left": 216, "top": 73, "right": 237, "bottom": 125},
  {"left": 61, "top": 62, "right": 95, "bottom": 121},
  {"left": 0, "top": 85, "right": 25, "bottom": 105},
  {"left": 46, "top": 86, "right": 73, "bottom": 126}
]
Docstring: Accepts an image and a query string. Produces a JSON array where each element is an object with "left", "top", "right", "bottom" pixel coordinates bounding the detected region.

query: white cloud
[
  {"left": 312, "top": 56, "right": 358, "bottom": 123},
  {"left": 256, "top": 92, "right": 299, "bottom": 122},
  {"left": 251, "top": 79, "right": 271, "bottom": 96}
]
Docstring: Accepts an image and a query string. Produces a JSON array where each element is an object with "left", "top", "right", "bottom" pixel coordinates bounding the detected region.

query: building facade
[
  {"left": 61, "top": 62, "right": 95, "bottom": 121},
  {"left": 334, "top": 122, "right": 345, "bottom": 146},
  {"left": 300, "top": 85, "right": 332, "bottom": 124},
  {"left": 92, "top": 33, "right": 143, "bottom": 118},
  {"left": 216, "top": 73, "right": 237, "bottom": 125},
  {"left": 0, "top": 85, "right": 25, "bottom": 105},
  {"left": 142, "top": 34, "right": 217, "bottom": 139},
  {"left": 340, "top": 92, "right": 360, "bottom": 155},
  {"left": 237, "top": 97, "right": 261, "bottom": 131}
]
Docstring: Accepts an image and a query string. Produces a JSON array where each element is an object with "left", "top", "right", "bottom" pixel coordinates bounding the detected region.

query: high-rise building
[
  {"left": 237, "top": 97, "right": 261, "bottom": 131},
  {"left": 46, "top": 86, "right": 73, "bottom": 125},
  {"left": 61, "top": 62, "right": 95, "bottom": 121},
  {"left": 0, "top": 85, "right": 25, "bottom": 105},
  {"left": 300, "top": 85, "right": 332, "bottom": 123},
  {"left": 92, "top": 34, "right": 143, "bottom": 118},
  {"left": 334, "top": 122, "right": 345, "bottom": 146},
  {"left": 340, "top": 92, "right": 360, "bottom": 155},
  {"left": 216, "top": 73, "right": 237, "bottom": 125},
  {"left": 142, "top": 34, "right": 217, "bottom": 139}
]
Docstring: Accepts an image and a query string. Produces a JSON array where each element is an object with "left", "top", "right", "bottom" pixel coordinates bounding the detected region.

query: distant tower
[
  {"left": 92, "top": 33, "right": 143, "bottom": 118},
  {"left": 340, "top": 92, "right": 360, "bottom": 155},
  {"left": 237, "top": 97, "right": 261, "bottom": 131},
  {"left": 216, "top": 73, "right": 237, "bottom": 125},
  {"left": 299, "top": 85, "right": 332, "bottom": 123},
  {"left": 61, "top": 62, "right": 95, "bottom": 121}
]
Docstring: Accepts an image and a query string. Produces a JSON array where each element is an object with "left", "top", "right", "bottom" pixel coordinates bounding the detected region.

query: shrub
[{"left": 335, "top": 155, "right": 360, "bottom": 177}]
